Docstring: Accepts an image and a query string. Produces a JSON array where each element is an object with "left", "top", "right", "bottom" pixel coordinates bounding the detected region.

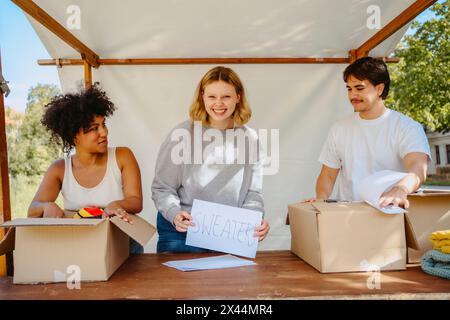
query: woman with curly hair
[
  {"left": 151, "top": 66, "right": 270, "bottom": 253},
  {"left": 28, "top": 85, "right": 144, "bottom": 252}
]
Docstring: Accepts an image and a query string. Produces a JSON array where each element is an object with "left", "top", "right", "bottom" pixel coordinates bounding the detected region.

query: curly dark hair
[{"left": 42, "top": 85, "right": 116, "bottom": 153}]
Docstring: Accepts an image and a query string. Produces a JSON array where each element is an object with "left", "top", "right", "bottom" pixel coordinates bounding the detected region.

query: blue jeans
[
  {"left": 156, "top": 212, "right": 212, "bottom": 253},
  {"left": 129, "top": 237, "right": 144, "bottom": 254}
]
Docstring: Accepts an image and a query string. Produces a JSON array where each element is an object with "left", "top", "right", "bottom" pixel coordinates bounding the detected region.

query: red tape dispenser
[{"left": 73, "top": 207, "right": 104, "bottom": 219}]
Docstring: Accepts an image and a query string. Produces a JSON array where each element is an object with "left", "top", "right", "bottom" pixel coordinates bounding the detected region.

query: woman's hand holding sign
[
  {"left": 173, "top": 211, "right": 195, "bottom": 232},
  {"left": 254, "top": 219, "right": 270, "bottom": 241}
]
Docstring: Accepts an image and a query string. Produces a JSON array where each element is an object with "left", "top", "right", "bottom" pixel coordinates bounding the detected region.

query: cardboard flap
[
  {"left": 288, "top": 202, "right": 322, "bottom": 271},
  {"left": 109, "top": 215, "right": 156, "bottom": 247},
  {"left": 311, "top": 202, "right": 331, "bottom": 213},
  {"left": 0, "top": 218, "right": 105, "bottom": 228},
  {"left": 0, "top": 228, "right": 15, "bottom": 255},
  {"left": 311, "top": 201, "right": 368, "bottom": 213},
  {"left": 404, "top": 214, "right": 420, "bottom": 250},
  {"left": 286, "top": 202, "right": 319, "bottom": 225}
]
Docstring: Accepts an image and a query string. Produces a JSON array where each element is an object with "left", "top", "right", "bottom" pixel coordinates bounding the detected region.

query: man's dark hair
[
  {"left": 42, "top": 85, "right": 116, "bottom": 153},
  {"left": 343, "top": 57, "right": 390, "bottom": 100}
]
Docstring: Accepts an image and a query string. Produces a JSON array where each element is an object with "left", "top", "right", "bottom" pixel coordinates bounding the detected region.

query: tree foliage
[
  {"left": 7, "top": 84, "right": 62, "bottom": 177},
  {"left": 387, "top": 1, "right": 450, "bottom": 133}
]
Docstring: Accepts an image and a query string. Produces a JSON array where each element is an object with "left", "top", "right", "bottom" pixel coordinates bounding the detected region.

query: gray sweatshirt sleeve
[
  {"left": 241, "top": 147, "right": 265, "bottom": 216},
  {"left": 151, "top": 134, "right": 182, "bottom": 225}
]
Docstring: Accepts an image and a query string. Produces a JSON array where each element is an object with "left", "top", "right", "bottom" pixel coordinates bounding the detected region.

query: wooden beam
[
  {"left": 0, "top": 49, "right": 12, "bottom": 277},
  {"left": 39, "top": 57, "right": 350, "bottom": 65},
  {"left": 84, "top": 61, "right": 92, "bottom": 89},
  {"left": 37, "top": 57, "right": 357, "bottom": 66},
  {"left": 38, "top": 57, "right": 400, "bottom": 66},
  {"left": 380, "top": 57, "right": 400, "bottom": 63},
  {"left": 355, "top": 0, "right": 437, "bottom": 58},
  {"left": 11, "top": 0, "right": 100, "bottom": 68}
]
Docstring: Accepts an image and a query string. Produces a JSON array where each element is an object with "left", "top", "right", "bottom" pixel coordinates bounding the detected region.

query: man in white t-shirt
[{"left": 305, "top": 57, "right": 430, "bottom": 209}]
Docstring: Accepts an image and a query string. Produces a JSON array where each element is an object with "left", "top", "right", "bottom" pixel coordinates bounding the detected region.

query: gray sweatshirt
[{"left": 151, "top": 120, "right": 264, "bottom": 225}]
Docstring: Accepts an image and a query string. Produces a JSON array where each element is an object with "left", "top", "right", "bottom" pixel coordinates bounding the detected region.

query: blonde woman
[{"left": 152, "top": 66, "right": 270, "bottom": 253}]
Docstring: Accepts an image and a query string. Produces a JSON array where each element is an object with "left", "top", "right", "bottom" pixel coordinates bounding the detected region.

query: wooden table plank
[{"left": 0, "top": 251, "right": 449, "bottom": 300}]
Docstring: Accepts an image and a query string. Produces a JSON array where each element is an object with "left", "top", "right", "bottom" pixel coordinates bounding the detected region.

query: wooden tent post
[
  {"left": 349, "top": 50, "right": 358, "bottom": 63},
  {"left": 0, "top": 49, "right": 12, "bottom": 277},
  {"left": 84, "top": 61, "right": 92, "bottom": 89}
]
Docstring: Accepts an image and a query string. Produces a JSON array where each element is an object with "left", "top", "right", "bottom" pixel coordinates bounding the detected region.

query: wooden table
[{"left": 0, "top": 251, "right": 449, "bottom": 300}]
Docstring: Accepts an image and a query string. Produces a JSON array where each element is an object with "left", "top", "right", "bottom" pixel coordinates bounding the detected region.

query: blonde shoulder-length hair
[{"left": 189, "top": 66, "right": 252, "bottom": 126}]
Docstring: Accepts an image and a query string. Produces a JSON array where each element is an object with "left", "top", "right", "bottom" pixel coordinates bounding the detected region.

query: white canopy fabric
[{"left": 26, "top": 0, "right": 414, "bottom": 251}]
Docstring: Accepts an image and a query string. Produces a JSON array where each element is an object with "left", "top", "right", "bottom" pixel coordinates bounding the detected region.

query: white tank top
[{"left": 61, "top": 147, "right": 124, "bottom": 211}]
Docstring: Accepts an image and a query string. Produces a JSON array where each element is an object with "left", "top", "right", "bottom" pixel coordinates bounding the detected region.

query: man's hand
[
  {"left": 379, "top": 185, "right": 409, "bottom": 209},
  {"left": 301, "top": 197, "right": 328, "bottom": 203},
  {"left": 301, "top": 198, "right": 317, "bottom": 203}
]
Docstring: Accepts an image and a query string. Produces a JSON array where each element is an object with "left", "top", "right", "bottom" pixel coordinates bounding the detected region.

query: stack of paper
[
  {"left": 162, "top": 254, "right": 256, "bottom": 271},
  {"left": 355, "top": 170, "right": 408, "bottom": 214}
]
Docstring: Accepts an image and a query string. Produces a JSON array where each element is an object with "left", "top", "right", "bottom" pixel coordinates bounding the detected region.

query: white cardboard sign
[{"left": 186, "top": 199, "right": 262, "bottom": 258}]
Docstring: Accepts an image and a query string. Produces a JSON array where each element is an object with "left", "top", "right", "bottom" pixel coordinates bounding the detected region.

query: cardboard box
[
  {"left": 0, "top": 215, "right": 156, "bottom": 284},
  {"left": 287, "top": 201, "right": 419, "bottom": 273},
  {"left": 406, "top": 190, "right": 450, "bottom": 263}
]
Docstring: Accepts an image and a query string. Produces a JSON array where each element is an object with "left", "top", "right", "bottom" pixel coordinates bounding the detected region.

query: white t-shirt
[{"left": 318, "top": 108, "right": 431, "bottom": 201}]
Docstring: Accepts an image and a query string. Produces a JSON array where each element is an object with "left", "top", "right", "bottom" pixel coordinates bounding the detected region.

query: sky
[
  {"left": 0, "top": 0, "right": 60, "bottom": 112},
  {"left": 0, "top": 1, "right": 441, "bottom": 113}
]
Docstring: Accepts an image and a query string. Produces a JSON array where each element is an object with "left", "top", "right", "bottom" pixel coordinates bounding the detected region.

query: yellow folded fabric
[
  {"left": 430, "top": 230, "right": 450, "bottom": 254},
  {"left": 430, "top": 229, "right": 450, "bottom": 241},
  {"left": 441, "top": 246, "right": 450, "bottom": 254},
  {"left": 432, "top": 239, "right": 450, "bottom": 248}
]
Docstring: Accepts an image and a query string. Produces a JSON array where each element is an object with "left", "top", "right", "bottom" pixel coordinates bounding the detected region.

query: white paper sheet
[
  {"left": 186, "top": 200, "right": 262, "bottom": 258},
  {"left": 162, "top": 254, "right": 256, "bottom": 271},
  {"left": 356, "top": 170, "right": 408, "bottom": 214}
]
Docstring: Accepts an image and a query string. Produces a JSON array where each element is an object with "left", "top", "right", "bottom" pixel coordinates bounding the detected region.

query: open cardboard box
[
  {"left": 287, "top": 201, "right": 419, "bottom": 273},
  {"left": 0, "top": 214, "right": 156, "bottom": 284},
  {"left": 406, "top": 190, "right": 450, "bottom": 263}
]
